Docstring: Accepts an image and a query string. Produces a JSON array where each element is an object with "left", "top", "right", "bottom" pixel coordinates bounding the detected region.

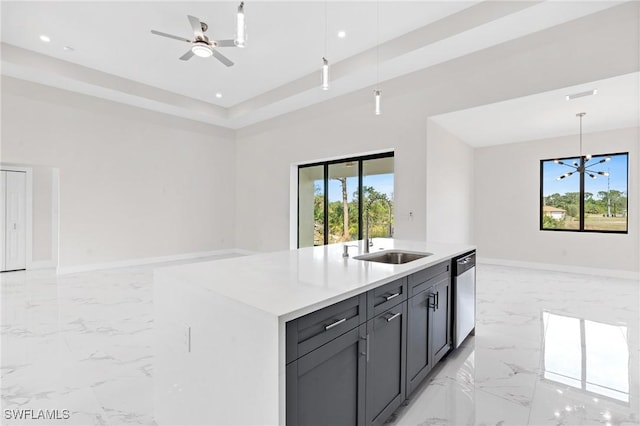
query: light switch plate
[{"left": 183, "top": 324, "right": 191, "bottom": 353}]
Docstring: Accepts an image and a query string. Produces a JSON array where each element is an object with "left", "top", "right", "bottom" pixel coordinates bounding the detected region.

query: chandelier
[{"left": 555, "top": 112, "right": 610, "bottom": 180}]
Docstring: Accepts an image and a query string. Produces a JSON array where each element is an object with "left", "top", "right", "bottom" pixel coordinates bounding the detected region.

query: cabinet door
[
  {"left": 366, "top": 302, "right": 407, "bottom": 426},
  {"left": 431, "top": 277, "right": 452, "bottom": 365},
  {"left": 286, "top": 325, "right": 366, "bottom": 426},
  {"left": 406, "top": 288, "right": 434, "bottom": 396}
]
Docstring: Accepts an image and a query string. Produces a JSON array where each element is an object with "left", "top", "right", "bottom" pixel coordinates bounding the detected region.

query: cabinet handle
[
  {"left": 385, "top": 292, "right": 400, "bottom": 301},
  {"left": 359, "top": 336, "right": 367, "bottom": 358},
  {"left": 366, "top": 333, "right": 370, "bottom": 362},
  {"left": 429, "top": 293, "right": 436, "bottom": 311},
  {"left": 324, "top": 318, "right": 346, "bottom": 331},
  {"left": 436, "top": 291, "right": 439, "bottom": 309},
  {"left": 385, "top": 312, "right": 401, "bottom": 322}
]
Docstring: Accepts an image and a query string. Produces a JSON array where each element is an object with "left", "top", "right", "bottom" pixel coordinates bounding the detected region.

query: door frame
[{"left": 1, "top": 165, "right": 33, "bottom": 270}]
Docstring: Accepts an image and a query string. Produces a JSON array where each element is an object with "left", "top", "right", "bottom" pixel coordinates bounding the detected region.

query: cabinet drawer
[
  {"left": 408, "top": 261, "right": 450, "bottom": 296},
  {"left": 286, "top": 294, "right": 367, "bottom": 363},
  {"left": 367, "top": 277, "right": 407, "bottom": 319}
]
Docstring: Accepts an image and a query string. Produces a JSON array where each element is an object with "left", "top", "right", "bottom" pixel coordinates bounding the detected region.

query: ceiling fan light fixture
[
  {"left": 192, "top": 43, "right": 213, "bottom": 57},
  {"left": 235, "top": 2, "right": 246, "bottom": 48}
]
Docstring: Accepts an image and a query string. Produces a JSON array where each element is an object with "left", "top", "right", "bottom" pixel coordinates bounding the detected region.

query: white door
[
  {"left": 0, "top": 172, "right": 5, "bottom": 271},
  {"left": 1, "top": 171, "right": 27, "bottom": 271}
]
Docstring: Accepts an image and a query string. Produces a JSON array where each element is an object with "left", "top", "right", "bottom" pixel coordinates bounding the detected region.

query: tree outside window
[{"left": 540, "top": 152, "right": 628, "bottom": 233}]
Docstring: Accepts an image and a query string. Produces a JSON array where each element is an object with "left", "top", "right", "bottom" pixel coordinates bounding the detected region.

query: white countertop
[{"left": 155, "top": 239, "right": 475, "bottom": 321}]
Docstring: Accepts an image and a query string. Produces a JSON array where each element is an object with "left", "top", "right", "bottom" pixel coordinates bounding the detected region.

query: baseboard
[
  {"left": 477, "top": 257, "right": 639, "bottom": 280},
  {"left": 232, "top": 248, "right": 260, "bottom": 256},
  {"left": 56, "top": 249, "right": 250, "bottom": 275},
  {"left": 28, "top": 260, "right": 57, "bottom": 270}
]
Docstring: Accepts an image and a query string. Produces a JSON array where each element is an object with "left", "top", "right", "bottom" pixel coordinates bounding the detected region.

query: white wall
[
  {"left": 1, "top": 77, "right": 237, "bottom": 270},
  {"left": 31, "top": 166, "right": 58, "bottom": 266},
  {"left": 235, "top": 97, "right": 428, "bottom": 253},
  {"left": 426, "top": 120, "right": 475, "bottom": 245},
  {"left": 474, "top": 127, "right": 639, "bottom": 273}
]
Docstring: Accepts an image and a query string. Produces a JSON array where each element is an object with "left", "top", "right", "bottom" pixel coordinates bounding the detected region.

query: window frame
[
  {"left": 297, "top": 152, "right": 394, "bottom": 248},
  {"left": 539, "top": 151, "right": 629, "bottom": 234}
]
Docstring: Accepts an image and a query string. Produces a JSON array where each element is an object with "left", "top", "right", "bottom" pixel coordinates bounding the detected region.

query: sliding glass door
[
  {"left": 362, "top": 156, "right": 394, "bottom": 239},
  {"left": 298, "top": 165, "right": 324, "bottom": 248},
  {"left": 328, "top": 161, "right": 359, "bottom": 244},
  {"left": 298, "top": 153, "right": 394, "bottom": 248}
]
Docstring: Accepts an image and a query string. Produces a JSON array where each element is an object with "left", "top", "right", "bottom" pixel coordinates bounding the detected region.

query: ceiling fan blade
[
  {"left": 214, "top": 39, "right": 236, "bottom": 47},
  {"left": 187, "top": 15, "right": 204, "bottom": 39},
  {"left": 211, "top": 49, "right": 234, "bottom": 67},
  {"left": 151, "top": 30, "right": 191, "bottom": 43},
  {"left": 179, "top": 50, "right": 195, "bottom": 61}
]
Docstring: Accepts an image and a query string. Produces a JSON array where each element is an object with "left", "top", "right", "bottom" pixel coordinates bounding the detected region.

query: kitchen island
[{"left": 154, "top": 239, "right": 475, "bottom": 426}]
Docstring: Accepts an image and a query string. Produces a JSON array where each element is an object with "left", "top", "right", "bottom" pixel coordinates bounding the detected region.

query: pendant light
[
  {"left": 235, "top": 2, "right": 246, "bottom": 48},
  {"left": 555, "top": 112, "right": 610, "bottom": 180},
  {"left": 321, "top": 1, "right": 329, "bottom": 90},
  {"left": 374, "top": 0, "right": 381, "bottom": 115},
  {"left": 322, "top": 58, "right": 329, "bottom": 90}
]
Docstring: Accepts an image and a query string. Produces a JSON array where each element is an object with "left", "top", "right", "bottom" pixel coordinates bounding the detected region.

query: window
[
  {"left": 540, "top": 152, "right": 628, "bottom": 233},
  {"left": 298, "top": 153, "right": 394, "bottom": 248},
  {"left": 542, "top": 312, "right": 629, "bottom": 403}
]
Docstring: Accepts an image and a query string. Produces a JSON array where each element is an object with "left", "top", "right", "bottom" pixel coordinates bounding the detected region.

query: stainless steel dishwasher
[{"left": 453, "top": 251, "right": 476, "bottom": 348}]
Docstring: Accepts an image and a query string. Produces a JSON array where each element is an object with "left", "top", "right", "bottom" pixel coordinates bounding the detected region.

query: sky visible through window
[
  {"left": 542, "top": 154, "right": 627, "bottom": 196},
  {"left": 325, "top": 173, "right": 394, "bottom": 202}
]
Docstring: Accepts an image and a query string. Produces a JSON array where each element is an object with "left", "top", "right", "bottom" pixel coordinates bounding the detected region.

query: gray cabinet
[
  {"left": 286, "top": 265, "right": 454, "bottom": 425},
  {"left": 431, "top": 275, "right": 451, "bottom": 365},
  {"left": 406, "top": 260, "right": 451, "bottom": 396},
  {"left": 406, "top": 288, "right": 434, "bottom": 395},
  {"left": 365, "top": 302, "right": 407, "bottom": 426},
  {"left": 286, "top": 325, "right": 367, "bottom": 426}
]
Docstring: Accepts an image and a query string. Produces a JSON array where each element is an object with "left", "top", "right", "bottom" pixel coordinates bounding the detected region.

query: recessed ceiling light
[
  {"left": 215, "top": 93, "right": 223, "bottom": 99},
  {"left": 337, "top": 30, "right": 346, "bottom": 39},
  {"left": 566, "top": 89, "right": 597, "bottom": 100},
  {"left": 39, "top": 35, "right": 51, "bottom": 43},
  {"left": 63, "top": 46, "right": 75, "bottom": 52}
]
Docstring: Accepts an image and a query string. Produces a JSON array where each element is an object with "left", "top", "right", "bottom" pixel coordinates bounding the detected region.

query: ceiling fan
[{"left": 151, "top": 15, "right": 237, "bottom": 67}]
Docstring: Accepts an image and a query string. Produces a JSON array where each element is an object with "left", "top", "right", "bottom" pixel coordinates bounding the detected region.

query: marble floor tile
[{"left": 2, "top": 260, "right": 639, "bottom": 425}]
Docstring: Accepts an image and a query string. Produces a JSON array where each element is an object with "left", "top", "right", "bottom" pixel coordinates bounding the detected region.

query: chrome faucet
[{"left": 364, "top": 193, "right": 391, "bottom": 254}]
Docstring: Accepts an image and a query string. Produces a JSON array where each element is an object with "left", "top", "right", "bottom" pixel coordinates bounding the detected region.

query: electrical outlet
[{"left": 183, "top": 324, "right": 191, "bottom": 353}]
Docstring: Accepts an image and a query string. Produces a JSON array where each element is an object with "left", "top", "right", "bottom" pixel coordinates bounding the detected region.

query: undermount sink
[{"left": 354, "top": 250, "right": 432, "bottom": 265}]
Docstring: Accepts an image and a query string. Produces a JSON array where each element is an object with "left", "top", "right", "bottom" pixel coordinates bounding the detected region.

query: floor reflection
[
  {"left": 542, "top": 311, "right": 629, "bottom": 403},
  {"left": 392, "top": 265, "right": 638, "bottom": 426}
]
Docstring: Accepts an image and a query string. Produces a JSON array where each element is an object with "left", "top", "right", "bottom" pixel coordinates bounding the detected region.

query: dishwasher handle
[{"left": 455, "top": 252, "right": 476, "bottom": 275}]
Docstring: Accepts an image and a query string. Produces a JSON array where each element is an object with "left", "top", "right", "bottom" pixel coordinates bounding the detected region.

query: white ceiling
[
  {"left": 431, "top": 72, "right": 640, "bottom": 147},
  {"left": 0, "top": 1, "right": 632, "bottom": 130}
]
